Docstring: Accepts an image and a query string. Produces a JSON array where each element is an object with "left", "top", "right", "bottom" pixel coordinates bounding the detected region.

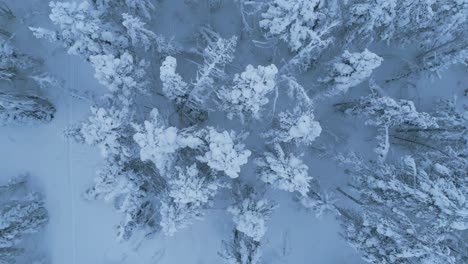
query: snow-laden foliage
[
  {"left": 324, "top": 49, "right": 383, "bottom": 95},
  {"left": 160, "top": 56, "right": 189, "bottom": 105},
  {"left": 161, "top": 164, "right": 224, "bottom": 235},
  {"left": 0, "top": 93, "right": 56, "bottom": 125},
  {"left": 168, "top": 164, "right": 221, "bottom": 207},
  {"left": 80, "top": 106, "right": 129, "bottom": 158},
  {"left": 30, "top": 1, "right": 128, "bottom": 59},
  {"left": 228, "top": 196, "right": 276, "bottom": 242},
  {"left": 197, "top": 128, "right": 251, "bottom": 179},
  {"left": 133, "top": 108, "right": 203, "bottom": 174},
  {"left": 217, "top": 64, "right": 278, "bottom": 121},
  {"left": 159, "top": 200, "right": 202, "bottom": 236},
  {"left": 90, "top": 51, "right": 147, "bottom": 98},
  {"left": 0, "top": 176, "right": 48, "bottom": 264},
  {"left": 264, "top": 107, "right": 322, "bottom": 146},
  {"left": 256, "top": 144, "right": 311, "bottom": 196},
  {"left": 260, "top": 0, "right": 338, "bottom": 51}
]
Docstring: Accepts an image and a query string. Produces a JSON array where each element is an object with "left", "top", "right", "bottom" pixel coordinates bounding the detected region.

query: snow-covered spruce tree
[
  {"left": 335, "top": 91, "right": 438, "bottom": 161},
  {"left": 259, "top": 0, "right": 338, "bottom": 52},
  {"left": 263, "top": 106, "right": 322, "bottom": 146},
  {"left": 159, "top": 56, "right": 189, "bottom": 105},
  {"left": 256, "top": 143, "right": 311, "bottom": 197},
  {"left": 217, "top": 64, "right": 278, "bottom": 122},
  {"left": 0, "top": 176, "right": 49, "bottom": 264},
  {"left": 0, "top": 93, "right": 56, "bottom": 125},
  {"left": 0, "top": 40, "right": 37, "bottom": 82},
  {"left": 321, "top": 49, "right": 382, "bottom": 96}
]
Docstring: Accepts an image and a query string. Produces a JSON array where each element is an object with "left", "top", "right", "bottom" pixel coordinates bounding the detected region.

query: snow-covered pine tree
[
  {"left": 339, "top": 207, "right": 458, "bottom": 264},
  {"left": 263, "top": 106, "right": 322, "bottom": 146},
  {"left": 30, "top": 1, "right": 129, "bottom": 59},
  {"left": 122, "top": 13, "right": 156, "bottom": 51},
  {"left": 0, "top": 176, "right": 49, "bottom": 264},
  {"left": 335, "top": 90, "right": 438, "bottom": 161},
  {"left": 0, "top": 92, "right": 56, "bottom": 125},
  {"left": 336, "top": 151, "right": 468, "bottom": 263},
  {"left": 159, "top": 36, "right": 237, "bottom": 123},
  {"left": 321, "top": 49, "right": 382, "bottom": 96},
  {"left": 346, "top": 0, "right": 467, "bottom": 47},
  {"left": 217, "top": 64, "right": 278, "bottom": 122},
  {"left": 256, "top": 143, "right": 311, "bottom": 196}
]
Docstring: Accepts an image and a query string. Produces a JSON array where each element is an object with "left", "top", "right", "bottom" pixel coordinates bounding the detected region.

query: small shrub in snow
[
  {"left": 197, "top": 128, "right": 251, "bottom": 179},
  {"left": 218, "top": 64, "right": 278, "bottom": 121},
  {"left": 256, "top": 144, "right": 311, "bottom": 196}
]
